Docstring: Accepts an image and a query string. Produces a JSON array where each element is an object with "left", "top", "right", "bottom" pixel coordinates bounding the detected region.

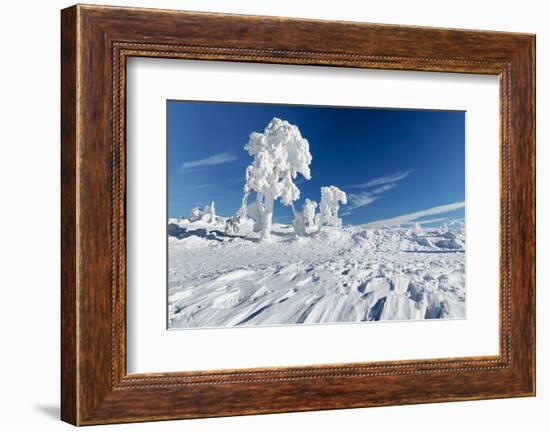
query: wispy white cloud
[
  {"left": 345, "top": 191, "right": 376, "bottom": 213},
  {"left": 180, "top": 151, "right": 238, "bottom": 171},
  {"left": 181, "top": 177, "right": 243, "bottom": 190},
  {"left": 369, "top": 183, "right": 398, "bottom": 195},
  {"left": 342, "top": 171, "right": 411, "bottom": 216},
  {"left": 347, "top": 170, "right": 412, "bottom": 189},
  {"left": 366, "top": 202, "right": 465, "bottom": 227},
  {"left": 343, "top": 182, "right": 399, "bottom": 215},
  {"left": 399, "top": 217, "right": 449, "bottom": 226}
]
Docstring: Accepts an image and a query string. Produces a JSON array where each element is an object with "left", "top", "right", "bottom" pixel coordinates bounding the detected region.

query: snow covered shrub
[
  {"left": 302, "top": 198, "right": 318, "bottom": 230},
  {"left": 292, "top": 198, "right": 318, "bottom": 236},
  {"left": 225, "top": 213, "right": 242, "bottom": 235},
  {"left": 190, "top": 202, "right": 217, "bottom": 223},
  {"left": 190, "top": 206, "right": 203, "bottom": 222},
  {"left": 316, "top": 186, "right": 347, "bottom": 228},
  {"left": 248, "top": 199, "right": 268, "bottom": 234},
  {"left": 240, "top": 118, "right": 313, "bottom": 241}
]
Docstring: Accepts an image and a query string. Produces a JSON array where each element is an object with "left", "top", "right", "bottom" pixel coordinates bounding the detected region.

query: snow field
[{"left": 168, "top": 219, "right": 465, "bottom": 328}]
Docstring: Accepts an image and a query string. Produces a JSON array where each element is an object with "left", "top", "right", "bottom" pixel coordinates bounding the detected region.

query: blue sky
[{"left": 167, "top": 100, "right": 465, "bottom": 226}]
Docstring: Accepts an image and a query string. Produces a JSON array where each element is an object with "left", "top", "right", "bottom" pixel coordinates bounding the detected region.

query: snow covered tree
[
  {"left": 209, "top": 201, "right": 216, "bottom": 223},
  {"left": 204, "top": 201, "right": 216, "bottom": 223},
  {"left": 292, "top": 198, "right": 318, "bottom": 236},
  {"left": 316, "top": 186, "right": 347, "bottom": 228},
  {"left": 240, "top": 118, "right": 312, "bottom": 241}
]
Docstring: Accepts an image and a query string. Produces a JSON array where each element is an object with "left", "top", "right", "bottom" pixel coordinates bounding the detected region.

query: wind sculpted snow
[{"left": 168, "top": 218, "right": 465, "bottom": 329}]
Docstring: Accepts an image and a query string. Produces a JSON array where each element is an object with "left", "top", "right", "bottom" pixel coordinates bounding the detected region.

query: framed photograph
[{"left": 61, "top": 4, "right": 536, "bottom": 425}]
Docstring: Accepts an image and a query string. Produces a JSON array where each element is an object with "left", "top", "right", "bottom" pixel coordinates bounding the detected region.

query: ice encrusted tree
[
  {"left": 316, "top": 186, "right": 347, "bottom": 228},
  {"left": 292, "top": 198, "right": 318, "bottom": 236},
  {"left": 204, "top": 201, "right": 216, "bottom": 223},
  {"left": 240, "top": 118, "right": 312, "bottom": 241}
]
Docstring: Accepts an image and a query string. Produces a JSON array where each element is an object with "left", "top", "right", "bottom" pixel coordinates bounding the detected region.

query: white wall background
[{"left": 0, "top": 1, "right": 546, "bottom": 429}]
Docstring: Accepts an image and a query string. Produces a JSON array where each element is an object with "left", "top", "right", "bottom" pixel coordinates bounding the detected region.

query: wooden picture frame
[{"left": 61, "top": 4, "right": 535, "bottom": 425}]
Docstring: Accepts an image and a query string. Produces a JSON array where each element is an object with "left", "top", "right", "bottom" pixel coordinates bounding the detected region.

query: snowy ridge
[{"left": 168, "top": 219, "right": 465, "bottom": 329}]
